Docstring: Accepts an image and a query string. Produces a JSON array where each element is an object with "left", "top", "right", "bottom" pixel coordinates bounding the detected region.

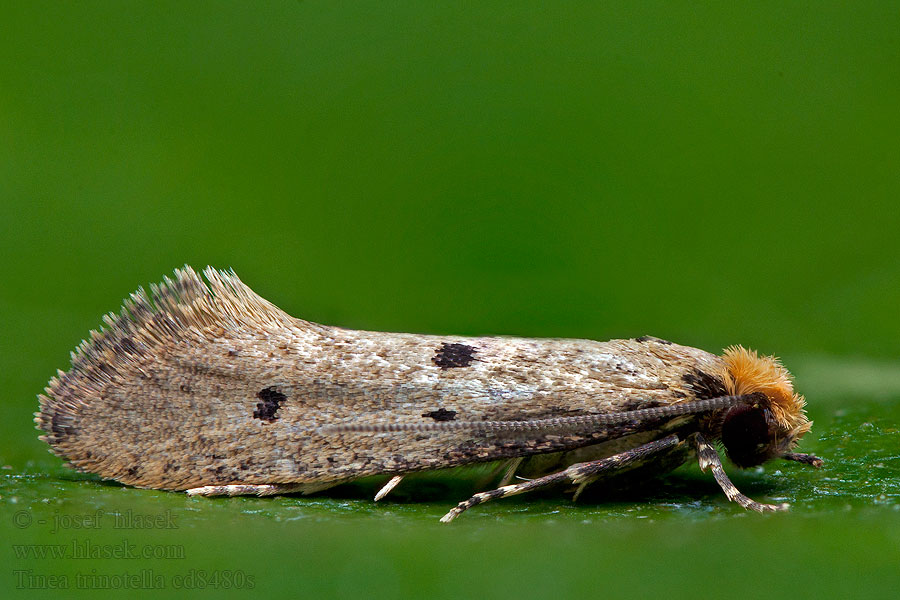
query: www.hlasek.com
[{"left": 13, "top": 538, "right": 184, "bottom": 560}]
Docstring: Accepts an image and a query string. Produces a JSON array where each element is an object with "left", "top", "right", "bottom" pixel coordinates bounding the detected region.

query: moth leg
[
  {"left": 782, "top": 452, "right": 824, "bottom": 468},
  {"left": 694, "top": 433, "right": 789, "bottom": 513},
  {"left": 572, "top": 481, "right": 590, "bottom": 502},
  {"left": 374, "top": 475, "right": 404, "bottom": 501},
  {"left": 186, "top": 483, "right": 311, "bottom": 497},
  {"left": 440, "top": 435, "right": 681, "bottom": 523},
  {"left": 498, "top": 457, "right": 525, "bottom": 487}
]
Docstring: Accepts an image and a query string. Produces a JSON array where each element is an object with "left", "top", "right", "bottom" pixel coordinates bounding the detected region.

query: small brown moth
[{"left": 37, "top": 266, "right": 821, "bottom": 521}]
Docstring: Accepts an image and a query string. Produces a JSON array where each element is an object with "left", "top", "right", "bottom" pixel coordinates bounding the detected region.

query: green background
[{"left": 2, "top": 2, "right": 899, "bottom": 598}]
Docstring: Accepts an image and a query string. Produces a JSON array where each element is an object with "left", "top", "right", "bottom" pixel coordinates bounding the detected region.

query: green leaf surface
[{"left": 2, "top": 2, "right": 898, "bottom": 598}]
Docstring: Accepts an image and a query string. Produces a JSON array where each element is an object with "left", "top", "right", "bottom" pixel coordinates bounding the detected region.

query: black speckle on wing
[
  {"left": 422, "top": 408, "right": 458, "bottom": 421},
  {"left": 253, "top": 386, "right": 287, "bottom": 422},
  {"left": 433, "top": 343, "right": 477, "bottom": 369}
]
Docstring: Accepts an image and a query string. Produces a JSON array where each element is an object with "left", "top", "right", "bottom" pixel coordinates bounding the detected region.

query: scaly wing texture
[{"left": 37, "top": 267, "right": 727, "bottom": 490}]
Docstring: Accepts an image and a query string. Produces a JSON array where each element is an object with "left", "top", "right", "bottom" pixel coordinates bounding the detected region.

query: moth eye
[{"left": 721, "top": 405, "right": 777, "bottom": 468}]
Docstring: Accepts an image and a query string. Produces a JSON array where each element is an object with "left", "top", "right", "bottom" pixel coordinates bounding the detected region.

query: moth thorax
[{"left": 720, "top": 404, "right": 782, "bottom": 468}]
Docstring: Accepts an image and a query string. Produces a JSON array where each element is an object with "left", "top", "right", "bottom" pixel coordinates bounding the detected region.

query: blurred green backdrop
[{"left": 2, "top": 2, "right": 899, "bottom": 599}]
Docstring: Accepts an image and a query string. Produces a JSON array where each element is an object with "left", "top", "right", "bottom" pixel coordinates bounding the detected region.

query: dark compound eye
[{"left": 721, "top": 405, "right": 778, "bottom": 468}]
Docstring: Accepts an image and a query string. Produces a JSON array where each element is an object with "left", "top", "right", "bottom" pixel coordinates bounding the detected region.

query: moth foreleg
[
  {"left": 440, "top": 435, "right": 681, "bottom": 523},
  {"left": 694, "top": 433, "right": 789, "bottom": 513},
  {"left": 782, "top": 452, "right": 824, "bottom": 468},
  {"left": 186, "top": 483, "right": 316, "bottom": 497}
]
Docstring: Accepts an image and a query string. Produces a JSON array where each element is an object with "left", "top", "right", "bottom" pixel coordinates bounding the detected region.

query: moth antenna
[{"left": 321, "top": 394, "right": 759, "bottom": 434}]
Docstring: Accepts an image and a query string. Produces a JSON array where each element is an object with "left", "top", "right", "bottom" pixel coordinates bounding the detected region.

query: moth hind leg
[
  {"left": 440, "top": 435, "right": 682, "bottom": 523},
  {"left": 186, "top": 482, "right": 335, "bottom": 497},
  {"left": 497, "top": 457, "right": 525, "bottom": 487},
  {"left": 694, "top": 433, "right": 789, "bottom": 513}
]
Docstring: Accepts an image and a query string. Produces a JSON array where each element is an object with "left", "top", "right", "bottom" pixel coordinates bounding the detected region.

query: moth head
[{"left": 718, "top": 346, "right": 811, "bottom": 468}]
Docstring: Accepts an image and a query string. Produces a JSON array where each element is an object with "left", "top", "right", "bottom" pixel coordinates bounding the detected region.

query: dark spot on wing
[
  {"left": 253, "top": 386, "right": 287, "bottom": 422},
  {"left": 433, "top": 343, "right": 477, "bottom": 369},
  {"left": 422, "top": 408, "right": 457, "bottom": 422},
  {"left": 635, "top": 335, "right": 673, "bottom": 345},
  {"left": 682, "top": 369, "right": 728, "bottom": 399}
]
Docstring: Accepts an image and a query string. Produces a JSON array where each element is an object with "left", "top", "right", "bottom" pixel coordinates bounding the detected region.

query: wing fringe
[{"left": 34, "top": 265, "right": 312, "bottom": 452}]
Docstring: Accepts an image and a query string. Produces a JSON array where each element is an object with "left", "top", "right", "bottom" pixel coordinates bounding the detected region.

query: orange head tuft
[{"left": 716, "top": 346, "right": 811, "bottom": 467}]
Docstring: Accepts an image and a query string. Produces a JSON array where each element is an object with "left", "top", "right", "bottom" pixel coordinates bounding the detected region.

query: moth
[{"left": 37, "top": 266, "right": 821, "bottom": 521}]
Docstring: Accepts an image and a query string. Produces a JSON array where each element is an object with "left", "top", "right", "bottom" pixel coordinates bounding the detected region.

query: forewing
[{"left": 37, "top": 267, "right": 726, "bottom": 490}]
